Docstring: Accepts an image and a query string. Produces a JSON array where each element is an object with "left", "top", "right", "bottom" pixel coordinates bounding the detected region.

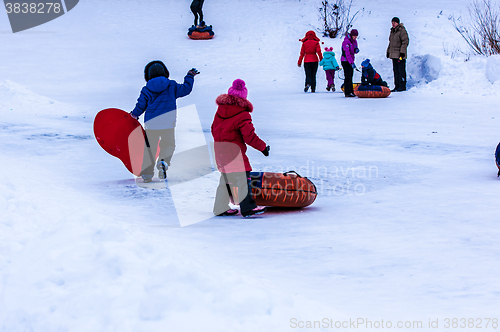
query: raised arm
[{"left": 175, "top": 72, "right": 195, "bottom": 98}]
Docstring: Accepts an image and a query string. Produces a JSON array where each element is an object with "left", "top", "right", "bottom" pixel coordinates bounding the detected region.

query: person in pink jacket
[
  {"left": 340, "top": 29, "right": 359, "bottom": 97},
  {"left": 211, "top": 79, "right": 270, "bottom": 218},
  {"left": 298, "top": 30, "right": 323, "bottom": 93}
]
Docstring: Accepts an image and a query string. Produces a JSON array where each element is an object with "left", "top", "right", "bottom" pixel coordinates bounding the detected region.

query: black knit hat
[
  {"left": 392, "top": 17, "right": 400, "bottom": 24},
  {"left": 144, "top": 60, "right": 169, "bottom": 81}
]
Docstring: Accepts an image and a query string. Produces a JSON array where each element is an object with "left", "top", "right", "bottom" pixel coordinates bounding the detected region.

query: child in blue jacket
[
  {"left": 319, "top": 47, "right": 340, "bottom": 91},
  {"left": 130, "top": 60, "right": 199, "bottom": 182},
  {"left": 360, "top": 59, "right": 388, "bottom": 86}
]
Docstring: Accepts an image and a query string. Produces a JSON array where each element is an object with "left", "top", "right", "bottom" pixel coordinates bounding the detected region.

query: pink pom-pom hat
[{"left": 228, "top": 79, "right": 248, "bottom": 99}]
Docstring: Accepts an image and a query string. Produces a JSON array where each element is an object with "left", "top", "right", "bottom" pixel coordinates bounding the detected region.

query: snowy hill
[{"left": 1, "top": 0, "right": 500, "bottom": 331}]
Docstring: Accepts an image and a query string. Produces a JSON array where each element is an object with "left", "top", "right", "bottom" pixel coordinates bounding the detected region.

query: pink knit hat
[{"left": 228, "top": 79, "right": 248, "bottom": 99}]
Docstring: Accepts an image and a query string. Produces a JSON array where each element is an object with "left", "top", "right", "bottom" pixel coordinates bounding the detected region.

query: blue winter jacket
[
  {"left": 361, "top": 63, "right": 386, "bottom": 86},
  {"left": 131, "top": 74, "right": 194, "bottom": 129},
  {"left": 319, "top": 51, "right": 340, "bottom": 71}
]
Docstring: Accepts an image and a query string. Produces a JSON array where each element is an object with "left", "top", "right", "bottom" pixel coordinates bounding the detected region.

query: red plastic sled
[
  {"left": 93, "top": 108, "right": 146, "bottom": 176},
  {"left": 249, "top": 171, "right": 317, "bottom": 208}
]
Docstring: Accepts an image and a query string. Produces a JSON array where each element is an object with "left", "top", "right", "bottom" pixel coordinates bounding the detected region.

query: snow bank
[
  {"left": 0, "top": 80, "right": 76, "bottom": 120},
  {"left": 407, "top": 54, "right": 442, "bottom": 88},
  {"left": 486, "top": 54, "right": 500, "bottom": 84}
]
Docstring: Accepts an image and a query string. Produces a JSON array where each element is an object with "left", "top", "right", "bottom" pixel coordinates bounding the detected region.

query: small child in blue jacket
[
  {"left": 130, "top": 60, "right": 199, "bottom": 182},
  {"left": 360, "top": 59, "right": 388, "bottom": 86},
  {"left": 319, "top": 47, "right": 340, "bottom": 91}
]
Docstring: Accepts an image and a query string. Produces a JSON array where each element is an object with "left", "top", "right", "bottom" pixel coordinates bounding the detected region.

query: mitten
[
  {"left": 188, "top": 68, "right": 200, "bottom": 76},
  {"left": 262, "top": 145, "right": 270, "bottom": 157}
]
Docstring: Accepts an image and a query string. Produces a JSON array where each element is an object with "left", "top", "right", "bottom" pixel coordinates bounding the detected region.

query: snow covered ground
[{"left": 1, "top": 0, "right": 500, "bottom": 331}]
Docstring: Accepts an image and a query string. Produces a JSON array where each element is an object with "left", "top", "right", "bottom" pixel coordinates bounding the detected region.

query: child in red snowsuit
[{"left": 211, "top": 79, "right": 270, "bottom": 217}]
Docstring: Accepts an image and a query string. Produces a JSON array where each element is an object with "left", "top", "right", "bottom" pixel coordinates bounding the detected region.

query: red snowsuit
[{"left": 211, "top": 94, "right": 266, "bottom": 173}]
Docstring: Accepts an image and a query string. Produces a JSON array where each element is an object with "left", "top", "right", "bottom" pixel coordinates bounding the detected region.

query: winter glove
[
  {"left": 130, "top": 112, "right": 138, "bottom": 120},
  {"left": 351, "top": 63, "right": 356, "bottom": 69},
  {"left": 399, "top": 53, "right": 405, "bottom": 60},
  {"left": 335, "top": 66, "right": 340, "bottom": 71},
  {"left": 354, "top": 47, "right": 360, "bottom": 54},
  {"left": 188, "top": 68, "right": 200, "bottom": 76},
  {"left": 262, "top": 145, "right": 270, "bottom": 157},
  {"left": 386, "top": 51, "right": 390, "bottom": 58},
  {"left": 297, "top": 63, "right": 301, "bottom": 67}
]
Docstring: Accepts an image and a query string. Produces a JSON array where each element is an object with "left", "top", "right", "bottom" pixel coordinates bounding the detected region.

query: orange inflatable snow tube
[
  {"left": 354, "top": 85, "right": 391, "bottom": 98},
  {"left": 188, "top": 31, "right": 214, "bottom": 40},
  {"left": 249, "top": 171, "right": 317, "bottom": 208}
]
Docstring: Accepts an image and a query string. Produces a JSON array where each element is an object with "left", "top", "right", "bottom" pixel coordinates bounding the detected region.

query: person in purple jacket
[
  {"left": 130, "top": 60, "right": 199, "bottom": 183},
  {"left": 340, "top": 29, "right": 359, "bottom": 97}
]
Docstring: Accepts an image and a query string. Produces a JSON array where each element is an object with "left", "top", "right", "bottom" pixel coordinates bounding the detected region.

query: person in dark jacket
[
  {"left": 211, "top": 79, "right": 269, "bottom": 218},
  {"left": 387, "top": 17, "right": 409, "bottom": 91},
  {"left": 130, "top": 61, "right": 199, "bottom": 183},
  {"left": 341, "top": 29, "right": 359, "bottom": 97},
  {"left": 361, "top": 59, "right": 387, "bottom": 86},
  {"left": 298, "top": 30, "right": 323, "bottom": 93},
  {"left": 190, "top": 0, "right": 205, "bottom": 27}
]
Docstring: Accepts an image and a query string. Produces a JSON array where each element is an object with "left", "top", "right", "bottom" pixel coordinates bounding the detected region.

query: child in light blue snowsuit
[{"left": 319, "top": 47, "right": 340, "bottom": 91}]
